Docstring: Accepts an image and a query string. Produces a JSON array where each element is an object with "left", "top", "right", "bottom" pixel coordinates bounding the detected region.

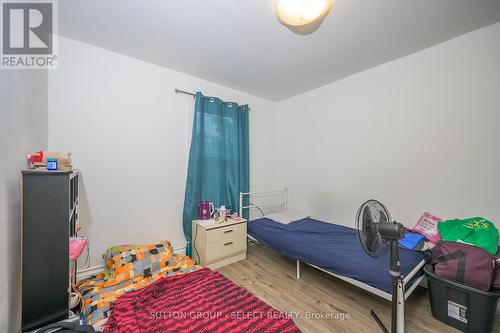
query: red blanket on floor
[{"left": 104, "top": 268, "right": 300, "bottom": 333}]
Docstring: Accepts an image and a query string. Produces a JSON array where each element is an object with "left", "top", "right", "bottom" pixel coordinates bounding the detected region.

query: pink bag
[
  {"left": 411, "top": 212, "right": 442, "bottom": 243},
  {"left": 70, "top": 237, "right": 87, "bottom": 260}
]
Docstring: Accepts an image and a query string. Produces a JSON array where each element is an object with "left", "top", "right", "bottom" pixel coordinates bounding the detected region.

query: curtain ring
[
  {"left": 210, "top": 98, "right": 214, "bottom": 103},
  {"left": 228, "top": 103, "right": 233, "bottom": 107}
]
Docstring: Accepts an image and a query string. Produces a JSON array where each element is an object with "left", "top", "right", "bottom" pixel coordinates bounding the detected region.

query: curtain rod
[
  {"left": 174, "top": 88, "right": 248, "bottom": 108},
  {"left": 174, "top": 88, "right": 196, "bottom": 97}
]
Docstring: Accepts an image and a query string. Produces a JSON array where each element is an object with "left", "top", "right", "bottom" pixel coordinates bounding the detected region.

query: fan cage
[{"left": 356, "top": 199, "right": 392, "bottom": 258}]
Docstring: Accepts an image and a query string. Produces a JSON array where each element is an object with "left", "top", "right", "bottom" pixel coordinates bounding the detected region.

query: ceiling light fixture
[{"left": 275, "top": 0, "right": 333, "bottom": 35}]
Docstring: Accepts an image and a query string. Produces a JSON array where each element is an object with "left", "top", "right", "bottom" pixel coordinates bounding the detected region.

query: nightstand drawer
[
  {"left": 206, "top": 235, "right": 246, "bottom": 261},
  {"left": 206, "top": 222, "right": 246, "bottom": 243}
]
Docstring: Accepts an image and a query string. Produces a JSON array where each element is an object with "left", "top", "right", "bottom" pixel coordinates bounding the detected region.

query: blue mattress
[{"left": 248, "top": 217, "right": 426, "bottom": 294}]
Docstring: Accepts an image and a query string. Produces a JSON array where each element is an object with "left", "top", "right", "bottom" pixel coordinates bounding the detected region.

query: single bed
[
  {"left": 248, "top": 217, "right": 425, "bottom": 294},
  {"left": 240, "top": 189, "right": 427, "bottom": 332}
]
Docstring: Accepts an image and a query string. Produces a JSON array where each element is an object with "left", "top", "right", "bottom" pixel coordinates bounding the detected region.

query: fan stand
[{"left": 370, "top": 240, "right": 405, "bottom": 333}]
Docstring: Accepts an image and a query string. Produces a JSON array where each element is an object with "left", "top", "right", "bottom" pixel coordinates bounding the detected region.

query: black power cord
[{"left": 193, "top": 223, "right": 200, "bottom": 264}]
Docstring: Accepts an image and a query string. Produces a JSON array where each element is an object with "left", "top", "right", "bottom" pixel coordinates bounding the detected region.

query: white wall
[
  {"left": 276, "top": 22, "right": 500, "bottom": 228},
  {"left": 0, "top": 70, "right": 48, "bottom": 332},
  {"left": 48, "top": 37, "right": 277, "bottom": 270}
]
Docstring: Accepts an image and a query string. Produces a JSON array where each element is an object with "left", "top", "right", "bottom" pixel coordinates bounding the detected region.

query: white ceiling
[{"left": 59, "top": 0, "right": 500, "bottom": 101}]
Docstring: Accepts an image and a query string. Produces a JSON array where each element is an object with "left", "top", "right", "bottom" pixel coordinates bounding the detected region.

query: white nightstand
[{"left": 191, "top": 218, "right": 247, "bottom": 269}]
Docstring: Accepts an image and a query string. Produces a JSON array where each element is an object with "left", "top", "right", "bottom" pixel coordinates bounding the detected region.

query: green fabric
[
  {"left": 438, "top": 217, "right": 499, "bottom": 255},
  {"left": 182, "top": 92, "right": 250, "bottom": 257}
]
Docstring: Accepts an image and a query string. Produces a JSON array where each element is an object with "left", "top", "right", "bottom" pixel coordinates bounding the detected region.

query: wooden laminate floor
[{"left": 217, "top": 244, "right": 500, "bottom": 333}]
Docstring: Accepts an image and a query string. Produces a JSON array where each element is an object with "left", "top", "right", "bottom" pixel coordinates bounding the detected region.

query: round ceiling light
[{"left": 275, "top": 0, "right": 333, "bottom": 35}]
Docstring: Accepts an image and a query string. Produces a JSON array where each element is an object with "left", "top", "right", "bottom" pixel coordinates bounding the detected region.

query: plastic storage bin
[{"left": 424, "top": 264, "right": 500, "bottom": 333}]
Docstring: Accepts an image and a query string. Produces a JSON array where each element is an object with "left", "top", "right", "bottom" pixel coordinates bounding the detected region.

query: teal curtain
[{"left": 183, "top": 92, "right": 249, "bottom": 257}]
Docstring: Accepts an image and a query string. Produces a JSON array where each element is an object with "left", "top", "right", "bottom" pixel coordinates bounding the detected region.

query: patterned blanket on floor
[
  {"left": 104, "top": 267, "right": 301, "bottom": 333},
  {"left": 77, "top": 254, "right": 200, "bottom": 331}
]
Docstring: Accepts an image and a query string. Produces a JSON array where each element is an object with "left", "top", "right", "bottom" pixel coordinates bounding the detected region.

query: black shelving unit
[{"left": 21, "top": 169, "right": 80, "bottom": 332}]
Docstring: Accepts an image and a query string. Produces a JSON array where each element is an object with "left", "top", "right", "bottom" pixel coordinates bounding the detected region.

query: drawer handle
[
  {"left": 224, "top": 230, "right": 234, "bottom": 234},
  {"left": 224, "top": 241, "right": 233, "bottom": 246}
]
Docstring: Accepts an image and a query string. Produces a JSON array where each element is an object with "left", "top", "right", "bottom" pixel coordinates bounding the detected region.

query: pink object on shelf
[
  {"left": 27, "top": 151, "right": 72, "bottom": 167},
  {"left": 411, "top": 212, "right": 443, "bottom": 244},
  {"left": 70, "top": 237, "right": 87, "bottom": 261}
]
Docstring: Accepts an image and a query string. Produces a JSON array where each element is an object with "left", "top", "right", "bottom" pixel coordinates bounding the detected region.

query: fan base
[{"left": 371, "top": 310, "right": 389, "bottom": 333}]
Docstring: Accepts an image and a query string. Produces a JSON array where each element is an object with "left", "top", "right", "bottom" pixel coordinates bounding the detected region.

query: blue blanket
[{"left": 248, "top": 217, "right": 425, "bottom": 294}]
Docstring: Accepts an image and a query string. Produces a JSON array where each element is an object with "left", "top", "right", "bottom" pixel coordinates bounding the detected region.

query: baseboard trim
[{"left": 76, "top": 245, "right": 187, "bottom": 280}]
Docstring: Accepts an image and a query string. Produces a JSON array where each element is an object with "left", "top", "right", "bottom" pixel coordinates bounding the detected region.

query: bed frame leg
[{"left": 296, "top": 260, "right": 301, "bottom": 279}]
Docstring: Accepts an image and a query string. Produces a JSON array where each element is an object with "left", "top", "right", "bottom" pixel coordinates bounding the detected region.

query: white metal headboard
[{"left": 239, "top": 188, "right": 288, "bottom": 217}]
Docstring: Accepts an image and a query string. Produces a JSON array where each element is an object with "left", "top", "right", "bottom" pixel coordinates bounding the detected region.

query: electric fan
[{"left": 355, "top": 200, "right": 405, "bottom": 333}]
